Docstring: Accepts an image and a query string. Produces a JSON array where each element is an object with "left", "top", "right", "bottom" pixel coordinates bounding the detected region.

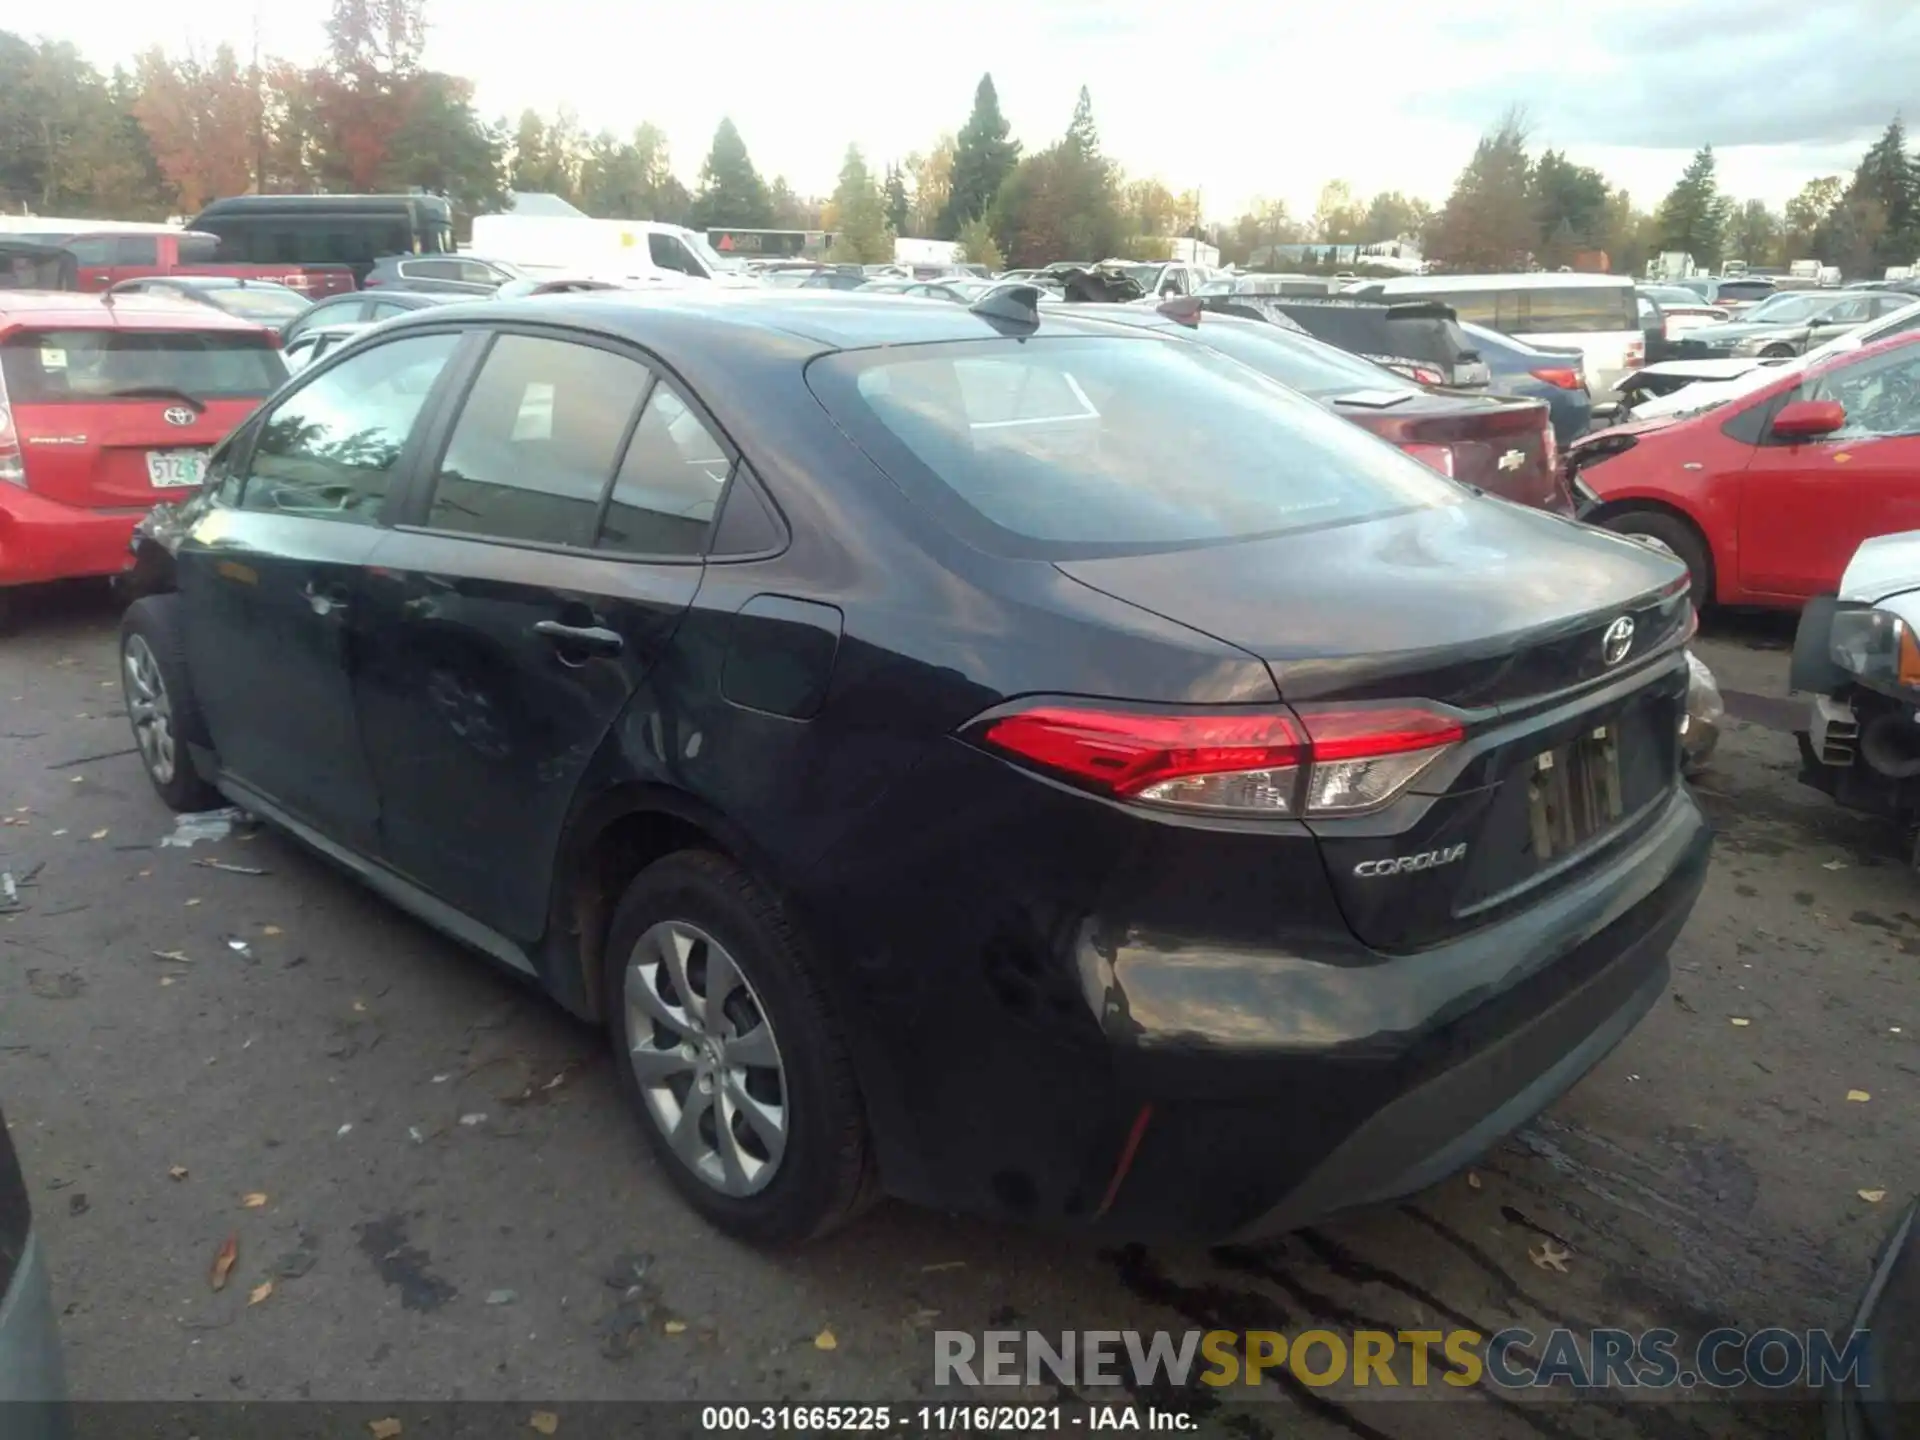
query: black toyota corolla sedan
[{"left": 118, "top": 287, "right": 1711, "bottom": 1243}]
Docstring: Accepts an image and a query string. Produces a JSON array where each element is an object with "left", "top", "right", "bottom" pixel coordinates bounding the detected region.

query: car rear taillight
[
  {"left": 973, "top": 702, "right": 1463, "bottom": 817},
  {"left": 1398, "top": 442, "right": 1456, "bottom": 477},
  {"left": 1528, "top": 367, "right": 1583, "bottom": 390},
  {"left": 0, "top": 368, "right": 21, "bottom": 487},
  {"left": 1625, "top": 339, "right": 1645, "bottom": 370}
]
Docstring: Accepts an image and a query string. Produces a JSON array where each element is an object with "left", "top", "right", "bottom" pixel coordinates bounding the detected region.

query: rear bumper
[
  {"left": 0, "top": 1233, "right": 69, "bottom": 1433},
  {"left": 0, "top": 487, "right": 140, "bottom": 587}
]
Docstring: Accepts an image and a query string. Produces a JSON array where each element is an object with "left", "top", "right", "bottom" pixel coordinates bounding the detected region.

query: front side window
[
  {"left": 1510, "top": 286, "right": 1638, "bottom": 335},
  {"left": 648, "top": 234, "right": 696, "bottom": 275},
  {"left": 0, "top": 328, "right": 285, "bottom": 404},
  {"left": 598, "top": 385, "right": 731, "bottom": 557},
  {"left": 1801, "top": 346, "right": 1920, "bottom": 440},
  {"left": 810, "top": 335, "right": 1457, "bottom": 558},
  {"left": 242, "top": 332, "right": 459, "bottom": 522},
  {"left": 426, "top": 334, "right": 649, "bottom": 547},
  {"left": 64, "top": 236, "right": 116, "bottom": 266}
]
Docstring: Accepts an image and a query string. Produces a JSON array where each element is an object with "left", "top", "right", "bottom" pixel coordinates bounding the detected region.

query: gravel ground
[{"left": 1, "top": 586, "right": 1913, "bottom": 1438}]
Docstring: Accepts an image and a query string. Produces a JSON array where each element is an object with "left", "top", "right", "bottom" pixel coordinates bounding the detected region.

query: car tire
[
  {"left": 1603, "top": 509, "right": 1712, "bottom": 608},
  {"left": 1761, "top": 343, "right": 1797, "bottom": 358},
  {"left": 603, "top": 849, "right": 876, "bottom": 1244},
  {"left": 119, "top": 596, "right": 219, "bottom": 812}
]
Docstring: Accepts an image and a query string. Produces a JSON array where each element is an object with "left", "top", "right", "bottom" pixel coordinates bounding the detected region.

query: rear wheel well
[{"left": 566, "top": 808, "right": 729, "bottom": 1023}]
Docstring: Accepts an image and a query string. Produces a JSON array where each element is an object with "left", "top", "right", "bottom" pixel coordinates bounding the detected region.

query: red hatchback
[
  {"left": 0, "top": 293, "right": 285, "bottom": 619},
  {"left": 1570, "top": 330, "right": 1920, "bottom": 608}
]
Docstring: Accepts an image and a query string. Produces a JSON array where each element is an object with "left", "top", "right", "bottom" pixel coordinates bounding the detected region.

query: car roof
[
  {"left": 389, "top": 288, "right": 1168, "bottom": 353},
  {"left": 128, "top": 275, "right": 297, "bottom": 292},
  {"left": 0, "top": 291, "right": 271, "bottom": 332}
]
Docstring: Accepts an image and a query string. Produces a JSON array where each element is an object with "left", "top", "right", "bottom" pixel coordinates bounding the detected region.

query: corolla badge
[
  {"left": 1354, "top": 843, "right": 1467, "bottom": 877},
  {"left": 1497, "top": 448, "right": 1526, "bottom": 472},
  {"left": 1602, "top": 615, "right": 1636, "bottom": 666},
  {"left": 162, "top": 406, "right": 196, "bottom": 427}
]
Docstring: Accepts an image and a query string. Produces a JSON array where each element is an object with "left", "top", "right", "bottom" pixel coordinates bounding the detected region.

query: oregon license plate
[
  {"left": 146, "top": 449, "right": 208, "bottom": 489},
  {"left": 1526, "top": 722, "right": 1626, "bottom": 861}
]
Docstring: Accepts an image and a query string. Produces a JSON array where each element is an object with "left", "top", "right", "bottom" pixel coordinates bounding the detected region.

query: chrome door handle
[{"left": 532, "top": 620, "right": 623, "bottom": 657}]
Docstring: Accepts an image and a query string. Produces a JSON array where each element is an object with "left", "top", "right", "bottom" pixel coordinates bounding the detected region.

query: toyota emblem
[
  {"left": 162, "top": 406, "right": 196, "bottom": 427},
  {"left": 1601, "top": 616, "right": 1635, "bottom": 666}
]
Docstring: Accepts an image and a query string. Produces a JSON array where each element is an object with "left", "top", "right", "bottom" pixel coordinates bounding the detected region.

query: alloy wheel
[
  {"left": 624, "top": 920, "right": 788, "bottom": 1196},
  {"left": 123, "top": 634, "right": 176, "bottom": 785}
]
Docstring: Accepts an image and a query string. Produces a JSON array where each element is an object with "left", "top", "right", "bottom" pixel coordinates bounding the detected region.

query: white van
[
  {"left": 1346, "top": 272, "right": 1643, "bottom": 390},
  {"left": 468, "top": 215, "right": 754, "bottom": 287}
]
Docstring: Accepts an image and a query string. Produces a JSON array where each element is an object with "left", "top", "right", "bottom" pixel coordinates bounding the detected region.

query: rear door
[
  {"left": 2, "top": 324, "right": 285, "bottom": 505},
  {"left": 178, "top": 329, "right": 466, "bottom": 851},
  {"left": 352, "top": 327, "right": 712, "bottom": 940},
  {"left": 1739, "top": 342, "right": 1920, "bottom": 599}
]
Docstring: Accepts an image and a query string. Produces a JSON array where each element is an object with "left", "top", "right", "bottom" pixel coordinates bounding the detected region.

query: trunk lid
[
  {"left": 1343, "top": 393, "right": 1563, "bottom": 513},
  {"left": 1056, "top": 503, "right": 1693, "bottom": 950},
  {"left": 2, "top": 324, "right": 282, "bottom": 509}
]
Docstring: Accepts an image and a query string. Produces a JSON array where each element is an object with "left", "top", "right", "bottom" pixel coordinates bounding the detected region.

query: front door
[
  {"left": 1739, "top": 341, "right": 1920, "bottom": 600},
  {"left": 178, "top": 330, "right": 465, "bottom": 850},
  {"left": 354, "top": 329, "right": 728, "bottom": 940}
]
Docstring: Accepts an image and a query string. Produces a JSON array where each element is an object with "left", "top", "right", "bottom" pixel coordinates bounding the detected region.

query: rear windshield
[
  {"left": 808, "top": 335, "right": 1457, "bottom": 558},
  {"left": 1191, "top": 320, "right": 1417, "bottom": 399},
  {"left": 1391, "top": 285, "right": 1637, "bottom": 336},
  {"left": 205, "top": 288, "right": 311, "bottom": 321},
  {"left": 1, "top": 329, "right": 286, "bottom": 405}
]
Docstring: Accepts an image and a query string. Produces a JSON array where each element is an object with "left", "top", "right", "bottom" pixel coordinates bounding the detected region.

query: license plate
[
  {"left": 146, "top": 450, "right": 208, "bottom": 489},
  {"left": 1526, "top": 723, "right": 1625, "bottom": 861}
]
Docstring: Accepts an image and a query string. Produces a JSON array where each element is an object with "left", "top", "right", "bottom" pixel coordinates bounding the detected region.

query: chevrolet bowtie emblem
[{"left": 1498, "top": 448, "right": 1526, "bottom": 472}]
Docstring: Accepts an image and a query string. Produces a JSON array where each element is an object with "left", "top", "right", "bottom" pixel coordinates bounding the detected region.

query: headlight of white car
[{"left": 1831, "top": 606, "right": 1920, "bottom": 684}]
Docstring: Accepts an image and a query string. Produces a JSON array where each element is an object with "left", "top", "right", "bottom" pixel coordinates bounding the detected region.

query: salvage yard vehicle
[
  {"left": 1667, "top": 289, "right": 1913, "bottom": 360},
  {"left": 0, "top": 291, "right": 287, "bottom": 627},
  {"left": 282, "top": 289, "right": 461, "bottom": 346},
  {"left": 117, "top": 287, "right": 1708, "bottom": 1244},
  {"left": 1794, "top": 529, "right": 1920, "bottom": 858},
  {"left": 1066, "top": 298, "right": 1569, "bottom": 511},
  {"left": 186, "top": 193, "right": 455, "bottom": 285},
  {"left": 1346, "top": 272, "right": 1642, "bottom": 390},
  {"left": 106, "top": 275, "right": 314, "bottom": 327},
  {"left": 1569, "top": 331, "right": 1920, "bottom": 608},
  {"left": 1234, "top": 295, "right": 1491, "bottom": 389},
  {"left": 14, "top": 224, "right": 354, "bottom": 299}
]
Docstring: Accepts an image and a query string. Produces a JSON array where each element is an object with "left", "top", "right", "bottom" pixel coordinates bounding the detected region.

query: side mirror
[{"left": 1770, "top": 399, "right": 1847, "bottom": 440}]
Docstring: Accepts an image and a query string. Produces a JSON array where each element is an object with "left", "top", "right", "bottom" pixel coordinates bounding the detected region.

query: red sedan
[{"left": 1570, "top": 330, "right": 1920, "bottom": 608}]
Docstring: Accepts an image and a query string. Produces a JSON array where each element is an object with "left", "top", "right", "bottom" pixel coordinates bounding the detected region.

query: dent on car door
[
  {"left": 1739, "top": 344, "right": 1920, "bottom": 598},
  {"left": 352, "top": 330, "right": 715, "bottom": 941},
  {"left": 178, "top": 330, "right": 466, "bottom": 851}
]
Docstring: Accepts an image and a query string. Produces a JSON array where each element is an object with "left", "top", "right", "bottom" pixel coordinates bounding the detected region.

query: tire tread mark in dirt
[
  {"left": 1213, "top": 1246, "right": 1598, "bottom": 1440},
  {"left": 1105, "top": 1244, "right": 1380, "bottom": 1440},
  {"left": 1291, "top": 1232, "right": 1717, "bottom": 1440}
]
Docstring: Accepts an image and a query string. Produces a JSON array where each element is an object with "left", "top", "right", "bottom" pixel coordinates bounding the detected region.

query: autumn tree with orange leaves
[{"left": 129, "top": 44, "right": 259, "bottom": 212}]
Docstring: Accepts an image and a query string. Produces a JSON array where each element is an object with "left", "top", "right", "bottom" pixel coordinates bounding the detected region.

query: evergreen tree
[
  {"left": 940, "top": 73, "right": 1019, "bottom": 240},
  {"left": 1847, "top": 117, "right": 1920, "bottom": 268},
  {"left": 688, "top": 117, "right": 772, "bottom": 230},
  {"left": 1426, "top": 109, "right": 1535, "bottom": 271},
  {"left": 884, "top": 163, "right": 910, "bottom": 236},
  {"left": 1655, "top": 146, "right": 1733, "bottom": 267},
  {"left": 829, "top": 144, "right": 892, "bottom": 264}
]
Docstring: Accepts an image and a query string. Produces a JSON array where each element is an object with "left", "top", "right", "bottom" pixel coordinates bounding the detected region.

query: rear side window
[
  {"left": 0, "top": 328, "right": 285, "bottom": 404},
  {"left": 178, "top": 234, "right": 219, "bottom": 265},
  {"left": 63, "top": 237, "right": 116, "bottom": 266},
  {"left": 809, "top": 336, "right": 1457, "bottom": 558},
  {"left": 1511, "top": 286, "right": 1638, "bottom": 335},
  {"left": 403, "top": 259, "right": 462, "bottom": 281},
  {"left": 243, "top": 333, "right": 458, "bottom": 522},
  {"left": 426, "top": 334, "right": 648, "bottom": 547},
  {"left": 113, "top": 235, "right": 158, "bottom": 266},
  {"left": 598, "top": 385, "right": 731, "bottom": 557}
]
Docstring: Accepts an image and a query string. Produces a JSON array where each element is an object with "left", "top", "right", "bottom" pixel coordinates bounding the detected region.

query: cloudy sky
[{"left": 35, "top": 0, "right": 1920, "bottom": 221}]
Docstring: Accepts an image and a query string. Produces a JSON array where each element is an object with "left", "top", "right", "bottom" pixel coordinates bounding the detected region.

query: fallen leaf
[
  {"left": 242, "top": 1193, "right": 268, "bottom": 1209},
  {"left": 1466, "top": 1171, "right": 1482, "bottom": 1190},
  {"left": 814, "top": 1327, "right": 838, "bottom": 1351},
  {"left": 369, "top": 1421, "right": 403, "bottom": 1440},
  {"left": 1529, "top": 1241, "right": 1572, "bottom": 1274},
  {"left": 185, "top": 898, "right": 201, "bottom": 907},
  {"left": 248, "top": 1281, "right": 273, "bottom": 1306},
  {"left": 160, "top": 976, "right": 175, "bottom": 987},
  {"left": 353, "top": 1000, "right": 367, "bottom": 1013},
  {"left": 168, "top": 1165, "right": 188, "bottom": 1181},
  {"left": 210, "top": 1234, "right": 238, "bottom": 1290},
  {"left": 88, "top": 829, "right": 107, "bottom": 841},
  {"left": 1848, "top": 1090, "right": 1872, "bottom": 1103},
  {"left": 530, "top": 1415, "right": 559, "bottom": 1437},
  {"left": 1824, "top": 859, "right": 1849, "bottom": 871},
  {"left": 1861, "top": 1189, "right": 1888, "bottom": 1203},
  {"left": 664, "top": 1319, "right": 687, "bottom": 1334},
  {"left": 262, "top": 925, "right": 283, "bottom": 937},
  {"left": 1729, "top": 1017, "right": 1752, "bottom": 1027}
]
